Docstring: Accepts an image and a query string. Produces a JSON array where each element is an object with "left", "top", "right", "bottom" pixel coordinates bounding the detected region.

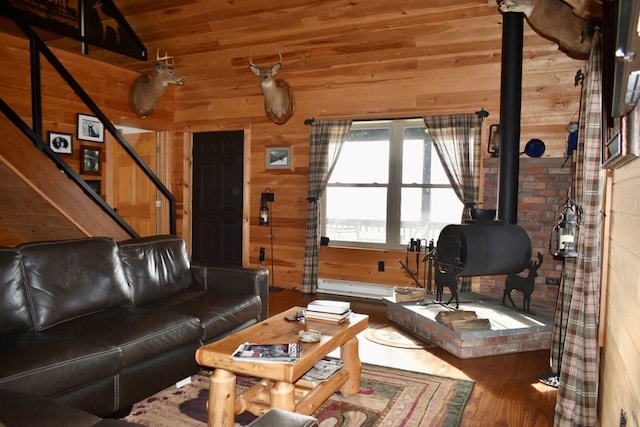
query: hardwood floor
[{"left": 270, "top": 289, "right": 558, "bottom": 427}]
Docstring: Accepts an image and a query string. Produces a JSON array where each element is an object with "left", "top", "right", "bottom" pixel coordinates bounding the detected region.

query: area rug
[
  {"left": 363, "top": 324, "right": 435, "bottom": 349},
  {"left": 124, "top": 364, "right": 473, "bottom": 427}
]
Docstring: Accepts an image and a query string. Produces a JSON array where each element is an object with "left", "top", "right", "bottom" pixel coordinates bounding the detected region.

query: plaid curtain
[
  {"left": 423, "top": 114, "right": 483, "bottom": 292},
  {"left": 301, "top": 120, "right": 352, "bottom": 294},
  {"left": 553, "top": 31, "right": 603, "bottom": 426},
  {"left": 423, "top": 113, "right": 483, "bottom": 216}
]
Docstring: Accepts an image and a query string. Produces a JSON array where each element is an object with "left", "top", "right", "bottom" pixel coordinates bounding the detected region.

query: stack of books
[
  {"left": 231, "top": 342, "right": 302, "bottom": 363},
  {"left": 305, "top": 300, "right": 351, "bottom": 323}
]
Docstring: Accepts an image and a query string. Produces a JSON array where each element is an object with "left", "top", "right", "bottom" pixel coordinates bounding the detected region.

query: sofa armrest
[{"left": 191, "top": 264, "right": 269, "bottom": 320}]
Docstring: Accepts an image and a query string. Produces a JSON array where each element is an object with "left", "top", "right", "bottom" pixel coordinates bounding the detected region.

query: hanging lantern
[
  {"left": 259, "top": 198, "right": 269, "bottom": 226},
  {"left": 550, "top": 191, "right": 582, "bottom": 258},
  {"left": 259, "top": 189, "right": 275, "bottom": 226}
]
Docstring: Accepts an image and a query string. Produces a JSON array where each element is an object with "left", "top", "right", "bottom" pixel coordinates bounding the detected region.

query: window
[{"left": 322, "top": 119, "right": 463, "bottom": 249}]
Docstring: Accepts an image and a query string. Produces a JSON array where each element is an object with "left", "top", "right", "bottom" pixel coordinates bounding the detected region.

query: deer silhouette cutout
[
  {"left": 435, "top": 258, "right": 459, "bottom": 309},
  {"left": 502, "top": 252, "right": 544, "bottom": 313}
]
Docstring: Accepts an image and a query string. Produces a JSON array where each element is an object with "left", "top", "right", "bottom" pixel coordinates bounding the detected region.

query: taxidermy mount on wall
[
  {"left": 129, "top": 50, "right": 185, "bottom": 118},
  {"left": 498, "top": 0, "right": 602, "bottom": 59},
  {"left": 249, "top": 52, "right": 296, "bottom": 125}
]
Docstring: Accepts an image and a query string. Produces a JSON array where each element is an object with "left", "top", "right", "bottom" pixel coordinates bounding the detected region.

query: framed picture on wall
[
  {"left": 48, "top": 131, "right": 73, "bottom": 154},
  {"left": 265, "top": 146, "right": 292, "bottom": 170},
  {"left": 80, "top": 145, "right": 101, "bottom": 175},
  {"left": 85, "top": 180, "right": 102, "bottom": 196},
  {"left": 601, "top": 112, "right": 639, "bottom": 169},
  {"left": 77, "top": 114, "right": 104, "bottom": 143}
]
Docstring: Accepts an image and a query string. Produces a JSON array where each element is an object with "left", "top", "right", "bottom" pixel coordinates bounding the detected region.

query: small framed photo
[
  {"left": 265, "top": 146, "right": 292, "bottom": 170},
  {"left": 85, "top": 180, "right": 102, "bottom": 195},
  {"left": 80, "top": 145, "right": 101, "bottom": 175},
  {"left": 77, "top": 113, "right": 104, "bottom": 142},
  {"left": 48, "top": 131, "right": 73, "bottom": 154}
]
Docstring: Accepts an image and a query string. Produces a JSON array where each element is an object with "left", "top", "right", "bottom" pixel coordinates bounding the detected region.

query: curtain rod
[{"left": 304, "top": 108, "right": 489, "bottom": 126}]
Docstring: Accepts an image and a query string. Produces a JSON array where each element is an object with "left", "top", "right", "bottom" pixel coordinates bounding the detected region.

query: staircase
[
  {"left": 0, "top": 116, "right": 131, "bottom": 245},
  {"left": 0, "top": 2, "right": 175, "bottom": 246}
]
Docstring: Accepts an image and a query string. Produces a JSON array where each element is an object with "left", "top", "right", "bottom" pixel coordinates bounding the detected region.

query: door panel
[
  {"left": 111, "top": 130, "right": 158, "bottom": 237},
  {"left": 192, "top": 131, "right": 244, "bottom": 265}
]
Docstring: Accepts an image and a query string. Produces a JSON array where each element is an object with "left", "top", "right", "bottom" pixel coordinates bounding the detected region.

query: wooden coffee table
[{"left": 195, "top": 306, "right": 369, "bottom": 427}]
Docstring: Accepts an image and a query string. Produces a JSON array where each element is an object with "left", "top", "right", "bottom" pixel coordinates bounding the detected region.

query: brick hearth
[{"left": 385, "top": 292, "right": 553, "bottom": 359}]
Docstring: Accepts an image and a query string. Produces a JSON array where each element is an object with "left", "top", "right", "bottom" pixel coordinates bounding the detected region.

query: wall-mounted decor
[
  {"left": 265, "top": 146, "right": 292, "bottom": 170},
  {"left": 249, "top": 53, "right": 295, "bottom": 125},
  {"left": 77, "top": 114, "right": 104, "bottom": 143},
  {"left": 80, "top": 145, "right": 101, "bottom": 175},
  {"left": 85, "top": 180, "right": 102, "bottom": 195},
  {"left": 48, "top": 131, "right": 73, "bottom": 154},
  {"left": 602, "top": 111, "right": 639, "bottom": 169}
]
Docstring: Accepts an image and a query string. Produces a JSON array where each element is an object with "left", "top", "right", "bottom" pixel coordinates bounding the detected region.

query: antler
[
  {"left": 156, "top": 48, "right": 175, "bottom": 65},
  {"left": 248, "top": 52, "right": 283, "bottom": 67}
]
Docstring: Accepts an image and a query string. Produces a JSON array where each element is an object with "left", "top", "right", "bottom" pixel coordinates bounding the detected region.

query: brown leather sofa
[
  {"left": 0, "top": 388, "right": 144, "bottom": 427},
  {"left": 0, "top": 235, "right": 269, "bottom": 419}
]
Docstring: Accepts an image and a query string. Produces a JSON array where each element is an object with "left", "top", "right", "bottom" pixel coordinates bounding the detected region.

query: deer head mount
[
  {"left": 249, "top": 52, "right": 295, "bottom": 125},
  {"left": 498, "top": 0, "right": 602, "bottom": 59},
  {"left": 129, "top": 49, "right": 185, "bottom": 119}
]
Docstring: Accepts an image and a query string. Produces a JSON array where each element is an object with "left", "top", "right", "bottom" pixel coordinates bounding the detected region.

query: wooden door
[
  {"left": 191, "top": 131, "right": 244, "bottom": 265},
  {"left": 111, "top": 129, "right": 158, "bottom": 237}
]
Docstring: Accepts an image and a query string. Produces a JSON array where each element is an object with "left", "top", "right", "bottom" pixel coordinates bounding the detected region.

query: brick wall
[{"left": 477, "top": 157, "right": 573, "bottom": 304}]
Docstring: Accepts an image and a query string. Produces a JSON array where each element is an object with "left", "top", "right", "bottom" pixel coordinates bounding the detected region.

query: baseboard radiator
[{"left": 317, "top": 278, "right": 394, "bottom": 300}]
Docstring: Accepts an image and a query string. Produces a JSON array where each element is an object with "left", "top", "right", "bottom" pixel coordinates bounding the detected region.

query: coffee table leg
[
  {"left": 270, "top": 381, "right": 295, "bottom": 411},
  {"left": 209, "top": 368, "right": 236, "bottom": 427},
  {"left": 340, "top": 336, "right": 362, "bottom": 395}
]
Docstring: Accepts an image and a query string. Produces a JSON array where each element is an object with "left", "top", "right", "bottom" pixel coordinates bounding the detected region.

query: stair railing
[{"left": 0, "top": 2, "right": 176, "bottom": 237}]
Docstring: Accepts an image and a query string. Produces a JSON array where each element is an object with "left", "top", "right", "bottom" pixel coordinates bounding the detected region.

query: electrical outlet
[
  {"left": 378, "top": 261, "right": 385, "bottom": 272},
  {"left": 259, "top": 247, "right": 265, "bottom": 262},
  {"left": 545, "top": 277, "right": 561, "bottom": 286}
]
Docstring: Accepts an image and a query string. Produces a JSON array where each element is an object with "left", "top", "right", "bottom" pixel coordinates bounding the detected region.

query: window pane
[
  {"left": 402, "top": 127, "right": 449, "bottom": 185},
  {"left": 330, "top": 129, "right": 389, "bottom": 184},
  {"left": 325, "top": 187, "right": 387, "bottom": 243},
  {"left": 400, "top": 187, "right": 463, "bottom": 243}
]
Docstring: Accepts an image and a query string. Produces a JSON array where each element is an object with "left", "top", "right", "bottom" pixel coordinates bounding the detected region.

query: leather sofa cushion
[
  {"left": 0, "top": 388, "right": 144, "bottom": 427},
  {"left": 0, "top": 248, "right": 33, "bottom": 335},
  {"left": 18, "top": 238, "right": 132, "bottom": 331},
  {"left": 0, "top": 387, "right": 103, "bottom": 426},
  {"left": 143, "top": 290, "right": 263, "bottom": 341},
  {"left": 44, "top": 307, "right": 202, "bottom": 367},
  {"left": 0, "top": 333, "right": 121, "bottom": 398},
  {"left": 118, "top": 235, "right": 192, "bottom": 305}
]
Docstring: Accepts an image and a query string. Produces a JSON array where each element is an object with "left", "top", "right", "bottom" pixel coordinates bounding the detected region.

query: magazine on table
[
  {"left": 231, "top": 342, "right": 302, "bottom": 363},
  {"left": 302, "top": 357, "right": 344, "bottom": 382},
  {"left": 306, "top": 299, "right": 351, "bottom": 315}
]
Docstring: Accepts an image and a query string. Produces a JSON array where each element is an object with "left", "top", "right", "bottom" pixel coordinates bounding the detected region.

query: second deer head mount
[{"left": 249, "top": 52, "right": 295, "bottom": 125}]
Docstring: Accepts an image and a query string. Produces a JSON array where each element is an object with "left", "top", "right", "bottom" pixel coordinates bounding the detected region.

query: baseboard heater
[{"left": 317, "top": 278, "right": 394, "bottom": 300}]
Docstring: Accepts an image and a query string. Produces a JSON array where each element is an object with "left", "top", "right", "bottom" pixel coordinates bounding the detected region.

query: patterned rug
[
  {"left": 124, "top": 364, "right": 473, "bottom": 427},
  {"left": 363, "top": 324, "right": 435, "bottom": 349}
]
